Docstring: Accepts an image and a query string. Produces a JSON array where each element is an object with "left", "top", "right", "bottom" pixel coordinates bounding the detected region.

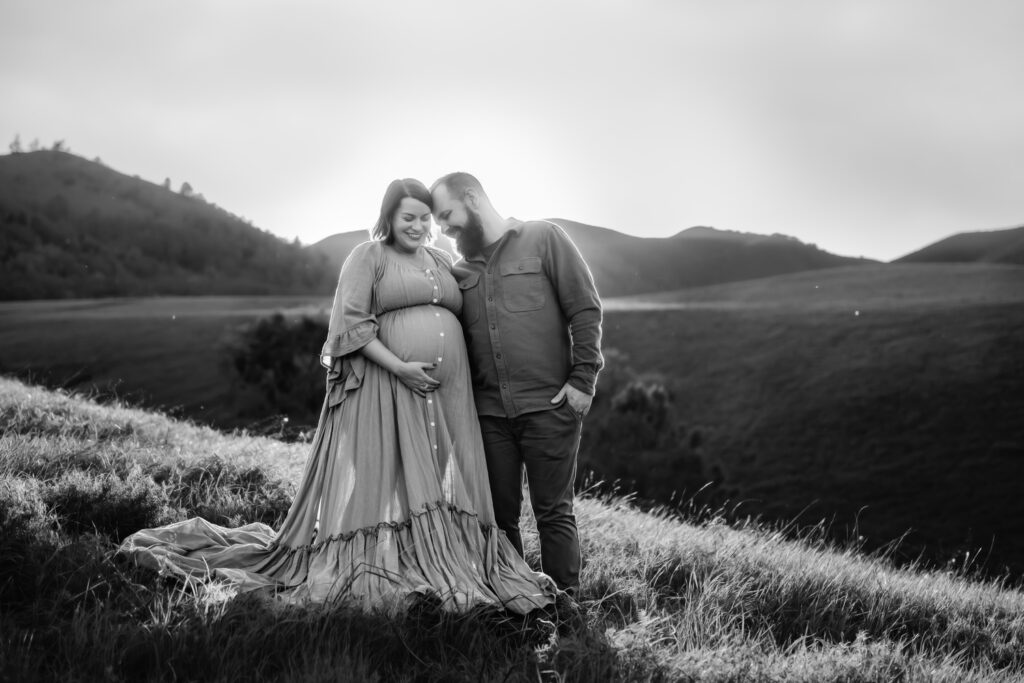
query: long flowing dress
[{"left": 119, "top": 240, "right": 557, "bottom": 613}]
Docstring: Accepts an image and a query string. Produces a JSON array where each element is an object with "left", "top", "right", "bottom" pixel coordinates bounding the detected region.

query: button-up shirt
[{"left": 451, "top": 219, "right": 603, "bottom": 418}]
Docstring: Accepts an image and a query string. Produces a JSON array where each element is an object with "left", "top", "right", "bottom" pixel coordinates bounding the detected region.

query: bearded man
[{"left": 430, "top": 172, "right": 603, "bottom": 594}]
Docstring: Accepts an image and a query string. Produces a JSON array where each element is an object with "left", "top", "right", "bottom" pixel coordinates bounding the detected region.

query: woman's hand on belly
[
  {"left": 359, "top": 338, "right": 440, "bottom": 397},
  {"left": 394, "top": 360, "right": 441, "bottom": 397}
]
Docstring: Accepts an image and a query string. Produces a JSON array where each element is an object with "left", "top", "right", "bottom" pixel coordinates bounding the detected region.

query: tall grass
[{"left": 2, "top": 376, "right": 1022, "bottom": 682}]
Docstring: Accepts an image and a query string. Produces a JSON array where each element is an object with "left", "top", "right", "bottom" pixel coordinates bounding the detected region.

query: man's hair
[{"left": 430, "top": 172, "right": 487, "bottom": 200}]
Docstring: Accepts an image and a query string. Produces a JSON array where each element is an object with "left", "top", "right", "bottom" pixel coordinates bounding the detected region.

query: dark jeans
[{"left": 479, "top": 402, "right": 583, "bottom": 591}]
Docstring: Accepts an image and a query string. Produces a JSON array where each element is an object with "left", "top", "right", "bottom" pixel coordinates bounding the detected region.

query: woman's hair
[{"left": 371, "top": 178, "right": 433, "bottom": 243}]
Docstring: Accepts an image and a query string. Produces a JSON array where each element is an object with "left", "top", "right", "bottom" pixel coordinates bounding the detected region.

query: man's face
[{"left": 432, "top": 185, "right": 484, "bottom": 258}]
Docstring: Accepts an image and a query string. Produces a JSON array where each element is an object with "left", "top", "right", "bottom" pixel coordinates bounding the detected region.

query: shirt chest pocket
[
  {"left": 500, "top": 257, "right": 546, "bottom": 312},
  {"left": 458, "top": 272, "right": 482, "bottom": 324}
]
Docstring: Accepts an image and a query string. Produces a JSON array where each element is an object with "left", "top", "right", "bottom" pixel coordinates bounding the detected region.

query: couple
[{"left": 121, "top": 173, "right": 604, "bottom": 614}]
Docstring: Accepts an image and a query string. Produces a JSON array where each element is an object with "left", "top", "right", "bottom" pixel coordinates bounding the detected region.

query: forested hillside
[{"left": 0, "top": 150, "right": 336, "bottom": 300}]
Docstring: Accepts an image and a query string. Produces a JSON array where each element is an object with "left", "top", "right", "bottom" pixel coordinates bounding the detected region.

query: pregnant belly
[{"left": 378, "top": 305, "right": 465, "bottom": 383}]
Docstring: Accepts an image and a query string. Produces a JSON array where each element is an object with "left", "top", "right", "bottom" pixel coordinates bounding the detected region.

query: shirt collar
[{"left": 466, "top": 218, "right": 524, "bottom": 263}]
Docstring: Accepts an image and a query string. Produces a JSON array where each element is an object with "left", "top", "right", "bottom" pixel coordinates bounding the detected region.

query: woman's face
[{"left": 390, "top": 197, "right": 432, "bottom": 254}]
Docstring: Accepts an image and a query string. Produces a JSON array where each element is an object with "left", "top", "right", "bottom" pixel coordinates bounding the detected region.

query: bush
[
  {"left": 580, "top": 354, "right": 713, "bottom": 506},
  {"left": 225, "top": 313, "right": 328, "bottom": 432}
]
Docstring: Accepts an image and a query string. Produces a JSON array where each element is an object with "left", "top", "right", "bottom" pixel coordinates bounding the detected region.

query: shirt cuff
[{"left": 567, "top": 370, "right": 598, "bottom": 396}]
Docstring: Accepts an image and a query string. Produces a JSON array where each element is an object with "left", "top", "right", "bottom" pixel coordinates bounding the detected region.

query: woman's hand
[{"left": 395, "top": 361, "right": 440, "bottom": 397}]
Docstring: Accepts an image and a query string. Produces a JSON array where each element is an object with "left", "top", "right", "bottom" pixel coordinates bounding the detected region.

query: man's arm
[{"left": 542, "top": 222, "right": 604, "bottom": 398}]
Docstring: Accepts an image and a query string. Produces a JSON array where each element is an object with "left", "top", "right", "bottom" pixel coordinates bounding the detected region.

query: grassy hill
[
  {"left": 2, "top": 376, "right": 1023, "bottom": 681},
  {"left": 0, "top": 150, "right": 337, "bottom": 300},
  {"left": 308, "top": 220, "right": 872, "bottom": 298},
  {"left": 589, "top": 263, "right": 1024, "bottom": 579},
  {"left": 896, "top": 225, "right": 1024, "bottom": 265}
]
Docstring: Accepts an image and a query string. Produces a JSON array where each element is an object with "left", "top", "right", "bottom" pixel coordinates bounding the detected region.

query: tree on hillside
[
  {"left": 226, "top": 314, "right": 327, "bottom": 432},
  {"left": 578, "top": 350, "right": 716, "bottom": 507},
  {"left": 9, "top": 134, "right": 22, "bottom": 154},
  {"left": 180, "top": 182, "right": 193, "bottom": 198},
  {"left": 163, "top": 178, "right": 171, "bottom": 191}
]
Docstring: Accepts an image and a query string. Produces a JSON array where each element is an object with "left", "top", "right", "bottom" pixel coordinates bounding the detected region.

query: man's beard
[{"left": 453, "top": 210, "right": 485, "bottom": 258}]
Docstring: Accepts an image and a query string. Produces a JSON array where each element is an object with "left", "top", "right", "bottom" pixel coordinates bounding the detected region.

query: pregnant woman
[{"left": 120, "top": 179, "right": 556, "bottom": 613}]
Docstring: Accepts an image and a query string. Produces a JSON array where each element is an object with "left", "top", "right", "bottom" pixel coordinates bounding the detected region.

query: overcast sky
[{"left": 3, "top": 0, "right": 1022, "bottom": 261}]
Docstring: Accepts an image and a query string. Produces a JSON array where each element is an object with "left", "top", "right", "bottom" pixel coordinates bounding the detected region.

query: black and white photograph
[{"left": 1, "top": 1, "right": 1023, "bottom": 681}]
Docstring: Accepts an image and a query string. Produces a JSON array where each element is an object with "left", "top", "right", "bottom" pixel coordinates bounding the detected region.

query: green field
[{"left": 2, "top": 263, "right": 1023, "bottom": 579}]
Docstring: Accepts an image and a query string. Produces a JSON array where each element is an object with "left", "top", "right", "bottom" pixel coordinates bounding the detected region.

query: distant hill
[
  {"left": 0, "top": 151, "right": 337, "bottom": 300},
  {"left": 309, "top": 220, "right": 873, "bottom": 297},
  {"left": 895, "top": 225, "right": 1024, "bottom": 265},
  {"left": 555, "top": 219, "right": 873, "bottom": 296}
]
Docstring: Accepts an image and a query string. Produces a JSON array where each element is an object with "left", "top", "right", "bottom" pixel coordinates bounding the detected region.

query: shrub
[
  {"left": 581, "top": 372, "right": 710, "bottom": 506},
  {"left": 225, "top": 313, "right": 328, "bottom": 429}
]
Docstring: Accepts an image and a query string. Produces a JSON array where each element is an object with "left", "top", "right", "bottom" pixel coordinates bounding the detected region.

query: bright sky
[{"left": 3, "top": 1, "right": 1022, "bottom": 261}]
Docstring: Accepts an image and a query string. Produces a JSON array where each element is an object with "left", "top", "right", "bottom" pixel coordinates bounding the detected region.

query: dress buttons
[
  {"left": 496, "top": 353, "right": 502, "bottom": 359},
  {"left": 437, "top": 356, "right": 443, "bottom": 362},
  {"left": 432, "top": 298, "right": 438, "bottom": 303},
  {"left": 440, "top": 332, "right": 445, "bottom": 337}
]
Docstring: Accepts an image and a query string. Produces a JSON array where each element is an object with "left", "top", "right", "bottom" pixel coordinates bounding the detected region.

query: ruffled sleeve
[{"left": 320, "top": 240, "right": 382, "bottom": 407}]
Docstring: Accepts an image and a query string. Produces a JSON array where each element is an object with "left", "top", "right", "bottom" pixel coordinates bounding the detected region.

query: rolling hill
[
  {"left": 308, "top": 219, "right": 873, "bottom": 298},
  {"left": 0, "top": 150, "right": 337, "bottom": 300},
  {"left": 895, "top": 224, "right": 1024, "bottom": 265}
]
